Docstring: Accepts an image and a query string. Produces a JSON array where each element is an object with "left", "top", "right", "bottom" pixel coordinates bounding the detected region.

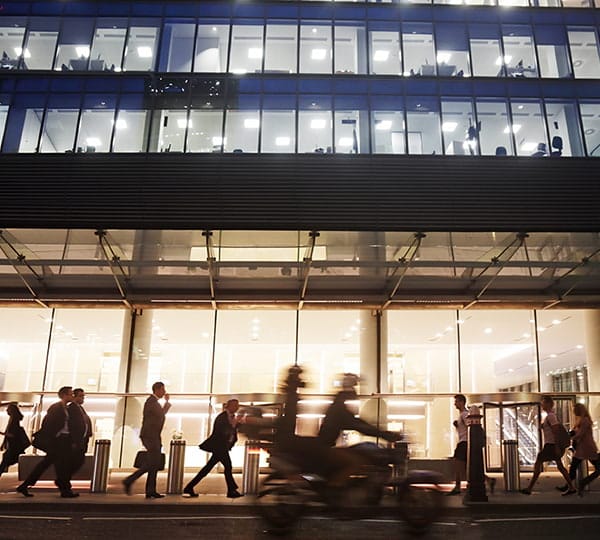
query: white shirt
[
  {"left": 457, "top": 408, "right": 469, "bottom": 443},
  {"left": 542, "top": 410, "right": 558, "bottom": 445}
]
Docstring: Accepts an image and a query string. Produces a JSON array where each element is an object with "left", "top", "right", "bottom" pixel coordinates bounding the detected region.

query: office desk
[{"left": 69, "top": 58, "right": 88, "bottom": 71}]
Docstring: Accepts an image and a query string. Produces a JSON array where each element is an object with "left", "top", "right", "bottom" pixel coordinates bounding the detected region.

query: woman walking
[{"left": 0, "top": 403, "right": 30, "bottom": 475}]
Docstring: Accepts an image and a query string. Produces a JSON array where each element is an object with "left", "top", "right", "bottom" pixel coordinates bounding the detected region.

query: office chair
[
  {"left": 495, "top": 146, "right": 507, "bottom": 156},
  {"left": 551, "top": 136, "right": 563, "bottom": 157}
]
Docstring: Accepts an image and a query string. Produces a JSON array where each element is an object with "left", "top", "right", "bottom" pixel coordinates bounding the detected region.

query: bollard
[
  {"left": 576, "top": 458, "right": 589, "bottom": 493},
  {"left": 242, "top": 440, "right": 261, "bottom": 495},
  {"left": 90, "top": 439, "right": 111, "bottom": 493},
  {"left": 167, "top": 439, "right": 186, "bottom": 494},
  {"left": 391, "top": 441, "right": 408, "bottom": 494},
  {"left": 502, "top": 440, "right": 520, "bottom": 492},
  {"left": 466, "top": 405, "right": 488, "bottom": 502}
]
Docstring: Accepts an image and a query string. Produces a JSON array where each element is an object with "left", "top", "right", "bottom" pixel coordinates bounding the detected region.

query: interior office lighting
[
  {"left": 311, "top": 48, "right": 327, "bottom": 60},
  {"left": 436, "top": 51, "right": 452, "bottom": 64},
  {"left": 484, "top": 327, "right": 493, "bottom": 334},
  {"left": 14, "top": 47, "right": 31, "bottom": 58},
  {"left": 75, "top": 46, "right": 90, "bottom": 58},
  {"left": 231, "top": 68, "right": 247, "bottom": 74},
  {"left": 275, "top": 136, "right": 290, "bottom": 146},
  {"left": 311, "top": 118, "right": 326, "bottom": 129},
  {"left": 495, "top": 55, "right": 512, "bottom": 66},
  {"left": 244, "top": 118, "right": 260, "bottom": 129},
  {"left": 339, "top": 137, "right": 353, "bottom": 147},
  {"left": 86, "top": 137, "right": 101, "bottom": 146},
  {"left": 442, "top": 122, "right": 458, "bottom": 132},
  {"left": 503, "top": 124, "right": 521, "bottom": 134},
  {"left": 248, "top": 47, "right": 263, "bottom": 59},
  {"left": 212, "top": 136, "right": 224, "bottom": 145},
  {"left": 177, "top": 118, "right": 192, "bottom": 129},
  {"left": 373, "top": 50, "right": 390, "bottom": 62},
  {"left": 114, "top": 118, "right": 127, "bottom": 129},
  {"left": 521, "top": 141, "right": 537, "bottom": 152},
  {"left": 137, "top": 46, "right": 153, "bottom": 58},
  {"left": 375, "top": 120, "right": 392, "bottom": 130}
]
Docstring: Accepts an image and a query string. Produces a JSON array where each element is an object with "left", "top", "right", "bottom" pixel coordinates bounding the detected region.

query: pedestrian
[
  {"left": 123, "top": 381, "right": 171, "bottom": 498},
  {"left": 183, "top": 398, "right": 243, "bottom": 499},
  {"left": 556, "top": 403, "right": 600, "bottom": 496},
  {"left": 16, "top": 386, "right": 79, "bottom": 498},
  {"left": 0, "top": 403, "right": 30, "bottom": 475},
  {"left": 447, "top": 394, "right": 495, "bottom": 496},
  {"left": 68, "top": 388, "right": 93, "bottom": 476},
  {"left": 520, "top": 395, "right": 575, "bottom": 495}
]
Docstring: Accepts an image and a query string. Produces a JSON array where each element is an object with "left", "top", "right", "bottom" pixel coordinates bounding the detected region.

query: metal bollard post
[
  {"left": 502, "top": 440, "right": 520, "bottom": 492},
  {"left": 242, "top": 440, "right": 261, "bottom": 495},
  {"left": 90, "top": 439, "right": 111, "bottom": 493},
  {"left": 391, "top": 441, "right": 408, "bottom": 494},
  {"left": 167, "top": 439, "right": 186, "bottom": 494}
]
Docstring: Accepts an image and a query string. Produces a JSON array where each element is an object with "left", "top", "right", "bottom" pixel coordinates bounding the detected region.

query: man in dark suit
[
  {"left": 183, "top": 398, "right": 242, "bottom": 498},
  {"left": 16, "top": 386, "right": 78, "bottom": 498},
  {"left": 123, "top": 381, "right": 171, "bottom": 498},
  {"left": 68, "top": 388, "right": 93, "bottom": 476}
]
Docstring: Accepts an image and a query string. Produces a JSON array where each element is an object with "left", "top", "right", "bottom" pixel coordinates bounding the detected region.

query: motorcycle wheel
[
  {"left": 255, "top": 472, "right": 305, "bottom": 535},
  {"left": 397, "top": 484, "right": 443, "bottom": 535},
  {"left": 334, "top": 477, "right": 382, "bottom": 519}
]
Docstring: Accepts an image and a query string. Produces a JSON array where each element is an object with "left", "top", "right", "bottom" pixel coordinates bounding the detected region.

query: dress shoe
[
  {"left": 122, "top": 479, "right": 132, "bottom": 495},
  {"left": 145, "top": 492, "right": 165, "bottom": 499},
  {"left": 555, "top": 484, "right": 568, "bottom": 492},
  {"left": 61, "top": 491, "right": 80, "bottom": 498},
  {"left": 183, "top": 487, "right": 198, "bottom": 498},
  {"left": 227, "top": 490, "right": 243, "bottom": 499},
  {"left": 16, "top": 485, "right": 33, "bottom": 498},
  {"left": 446, "top": 487, "right": 461, "bottom": 496},
  {"left": 561, "top": 488, "right": 577, "bottom": 496}
]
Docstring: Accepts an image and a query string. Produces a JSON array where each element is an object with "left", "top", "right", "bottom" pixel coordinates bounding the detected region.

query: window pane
[
  {"left": 535, "top": 25, "right": 572, "bottom": 79},
  {"left": 435, "top": 23, "right": 470, "bottom": 78},
  {"left": 470, "top": 24, "right": 502, "bottom": 77},
  {"left": 298, "top": 109, "right": 332, "bottom": 153},
  {"left": 406, "top": 97, "right": 442, "bottom": 155},
  {"left": 476, "top": 99, "right": 514, "bottom": 156},
  {"left": 402, "top": 23, "right": 435, "bottom": 76},
  {"left": 195, "top": 21, "right": 229, "bottom": 73},
  {"left": 300, "top": 22, "right": 332, "bottom": 74},
  {"left": 568, "top": 27, "right": 600, "bottom": 79},
  {"left": 369, "top": 27, "right": 401, "bottom": 76},
  {"left": 459, "top": 310, "right": 537, "bottom": 394},
  {"left": 510, "top": 100, "right": 548, "bottom": 157},
  {"left": 441, "top": 98, "right": 477, "bottom": 155},
  {"left": 265, "top": 21, "right": 297, "bottom": 74},
  {"left": 0, "top": 18, "right": 26, "bottom": 70},
  {"left": 545, "top": 101, "right": 584, "bottom": 157},
  {"left": 39, "top": 109, "right": 78, "bottom": 153},
  {"left": 224, "top": 109, "right": 259, "bottom": 153},
  {"left": 187, "top": 110, "right": 224, "bottom": 152},
  {"left": 0, "top": 308, "right": 52, "bottom": 391},
  {"left": 123, "top": 20, "right": 159, "bottom": 72},
  {"left": 502, "top": 25, "right": 538, "bottom": 78},
  {"left": 1, "top": 94, "right": 46, "bottom": 153},
  {"left": 334, "top": 109, "right": 364, "bottom": 154},
  {"left": 55, "top": 18, "right": 95, "bottom": 72},
  {"left": 372, "top": 109, "right": 405, "bottom": 154},
  {"left": 335, "top": 22, "right": 366, "bottom": 75},
  {"left": 579, "top": 102, "right": 600, "bottom": 157},
  {"left": 76, "top": 97, "right": 116, "bottom": 153},
  {"left": 213, "top": 310, "right": 296, "bottom": 394},
  {"left": 113, "top": 109, "right": 150, "bottom": 152},
  {"left": 261, "top": 110, "right": 295, "bottom": 153},
  {"left": 89, "top": 18, "right": 127, "bottom": 72},
  {"left": 22, "top": 17, "right": 60, "bottom": 71},
  {"left": 229, "top": 21, "right": 264, "bottom": 75},
  {"left": 0, "top": 101, "right": 8, "bottom": 147},
  {"left": 149, "top": 109, "right": 188, "bottom": 152},
  {"left": 159, "top": 21, "right": 195, "bottom": 72}
]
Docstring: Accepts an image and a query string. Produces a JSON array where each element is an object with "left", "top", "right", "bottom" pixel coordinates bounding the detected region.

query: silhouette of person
[
  {"left": 0, "top": 403, "right": 30, "bottom": 476},
  {"left": 68, "top": 388, "right": 92, "bottom": 477}
]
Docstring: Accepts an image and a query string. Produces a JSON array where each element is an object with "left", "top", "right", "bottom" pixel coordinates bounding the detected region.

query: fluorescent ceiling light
[
  {"left": 247, "top": 47, "right": 263, "bottom": 59},
  {"left": 310, "top": 119, "right": 326, "bottom": 129},
  {"left": 244, "top": 118, "right": 260, "bottom": 129},
  {"left": 521, "top": 141, "right": 537, "bottom": 152},
  {"left": 311, "top": 48, "right": 327, "bottom": 60},
  {"left": 177, "top": 118, "right": 192, "bottom": 129},
  {"left": 373, "top": 50, "right": 390, "bottom": 62},
  {"left": 375, "top": 120, "right": 392, "bottom": 131},
  {"left": 495, "top": 55, "right": 512, "bottom": 66},
  {"left": 442, "top": 121, "right": 458, "bottom": 132},
  {"left": 75, "top": 46, "right": 90, "bottom": 58},
  {"left": 115, "top": 118, "right": 127, "bottom": 129},
  {"left": 436, "top": 51, "right": 451, "bottom": 63},
  {"left": 212, "top": 136, "right": 223, "bottom": 145},
  {"left": 503, "top": 124, "right": 521, "bottom": 134},
  {"left": 338, "top": 137, "right": 353, "bottom": 147},
  {"left": 86, "top": 137, "right": 101, "bottom": 147},
  {"left": 14, "top": 47, "right": 31, "bottom": 58},
  {"left": 275, "top": 136, "right": 290, "bottom": 146},
  {"left": 137, "top": 46, "right": 153, "bottom": 58}
]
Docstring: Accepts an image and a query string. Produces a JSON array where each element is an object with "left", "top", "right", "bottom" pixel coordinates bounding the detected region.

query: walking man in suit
[
  {"left": 68, "top": 388, "right": 93, "bottom": 476},
  {"left": 183, "top": 398, "right": 242, "bottom": 498},
  {"left": 123, "top": 381, "right": 171, "bottom": 498},
  {"left": 17, "top": 386, "right": 78, "bottom": 498}
]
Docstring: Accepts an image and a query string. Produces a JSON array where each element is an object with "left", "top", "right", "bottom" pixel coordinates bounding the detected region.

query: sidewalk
[{"left": 0, "top": 469, "right": 598, "bottom": 517}]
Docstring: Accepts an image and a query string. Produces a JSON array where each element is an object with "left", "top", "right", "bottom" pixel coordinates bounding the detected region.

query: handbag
[
  {"left": 133, "top": 450, "right": 165, "bottom": 470},
  {"left": 31, "top": 429, "right": 52, "bottom": 453}
]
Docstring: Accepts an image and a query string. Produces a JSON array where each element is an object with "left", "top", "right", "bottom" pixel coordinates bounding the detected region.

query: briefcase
[{"left": 133, "top": 450, "right": 166, "bottom": 470}]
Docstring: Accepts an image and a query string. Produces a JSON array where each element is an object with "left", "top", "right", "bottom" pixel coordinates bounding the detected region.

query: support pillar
[{"left": 584, "top": 310, "right": 600, "bottom": 419}]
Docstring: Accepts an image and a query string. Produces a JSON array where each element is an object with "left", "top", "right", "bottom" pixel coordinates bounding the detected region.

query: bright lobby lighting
[
  {"left": 247, "top": 47, "right": 263, "bottom": 59},
  {"left": 137, "top": 46, "right": 153, "bottom": 58},
  {"left": 442, "top": 122, "right": 458, "bottom": 132},
  {"left": 244, "top": 118, "right": 260, "bottom": 129},
  {"left": 375, "top": 120, "right": 392, "bottom": 131},
  {"left": 310, "top": 119, "right": 326, "bottom": 129},
  {"left": 275, "top": 137, "right": 290, "bottom": 146},
  {"left": 311, "top": 48, "right": 327, "bottom": 60},
  {"left": 373, "top": 50, "right": 390, "bottom": 62}
]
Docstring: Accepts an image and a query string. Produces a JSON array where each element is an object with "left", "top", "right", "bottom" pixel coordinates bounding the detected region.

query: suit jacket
[
  {"left": 200, "top": 410, "right": 238, "bottom": 454},
  {"left": 41, "top": 401, "right": 69, "bottom": 438},
  {"left": 68, "top": 402, "right": 93, "bottom": 450},
  {"left": 139, "top": 394, "right": 171, "bottom": 441}
]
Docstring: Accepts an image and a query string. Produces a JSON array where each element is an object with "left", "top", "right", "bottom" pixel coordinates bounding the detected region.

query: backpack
[{"left": 555, "top": 423, "right": 571, "bottom": 454}]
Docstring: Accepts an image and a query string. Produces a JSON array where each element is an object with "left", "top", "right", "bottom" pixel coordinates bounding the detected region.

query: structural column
[{"left": 584, "top": 310, "right": 600, "bottom": 419}]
